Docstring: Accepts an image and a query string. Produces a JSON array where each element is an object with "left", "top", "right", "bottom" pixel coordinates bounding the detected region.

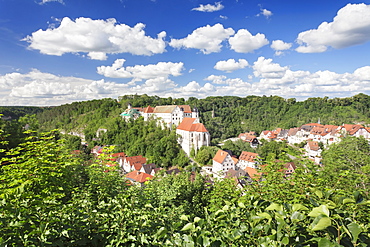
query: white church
[{"left": 176, "top": 118, "right": 210, "bottom": 156}]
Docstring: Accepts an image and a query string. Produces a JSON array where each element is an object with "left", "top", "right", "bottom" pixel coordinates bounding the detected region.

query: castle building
[{"left": 142, "top": 105, "right": 198, "bottom": 129}]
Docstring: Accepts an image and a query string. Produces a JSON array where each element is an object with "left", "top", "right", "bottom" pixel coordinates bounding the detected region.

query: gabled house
[
  {"left": 212, "top": 150, "right": 238, "bottom": 175},
  {"left": 341, "top": 124, "right": 370, "bottom": 139},
  {"left": 259, "top": 130, "right": 277, "bottom": 141},
  {"left": 287, "top": 128, "right": 301, "bottom": 144},
  {"left": 238, "top": 132, "right": 259, "bottom": 148},
  {"left": 121, "top": 155, "right": 147, "bottom": 173},
  {"left": 284, "top": 162, "right": 297, "bottom": 177},
  {"left": 305, "top": 141, "right": 322, "bottom": 164},
  {"left": 237, "top": 151, "right": 258, "bottom": 169},
  {"left": 176, "top": 118, "right": 210, "bottom": 155},
  {"left": 139, "top": 163, "right": 158, "bottom": 176}
]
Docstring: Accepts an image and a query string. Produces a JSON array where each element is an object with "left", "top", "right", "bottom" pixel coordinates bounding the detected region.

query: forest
[
  {"left": 1, "top": 94, "right": 370, "bottom": 246},
  {"left": 32, "top": 93, "right": 370, "bottom": 144}
]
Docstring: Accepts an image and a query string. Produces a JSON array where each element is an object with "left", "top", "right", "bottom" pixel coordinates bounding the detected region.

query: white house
[
  {"left": 120, "top": 155, "right": 147, "bottom": 173},
  {"left": 176, "top": 118, "right": 210, "bottom": 156},
  {"left": 212, "top": 150, "right": 238, "bottom": 176},
  {"left": 304, "top": 141, "right": 322, "bottom": 164},
  {"left": 237, "top": 151, "right": 258, "bottom": 169}
]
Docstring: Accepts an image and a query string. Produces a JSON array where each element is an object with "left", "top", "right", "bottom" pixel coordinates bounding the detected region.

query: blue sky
[{"left": 1, "top": 0, "right": 370, "bottom": 106}]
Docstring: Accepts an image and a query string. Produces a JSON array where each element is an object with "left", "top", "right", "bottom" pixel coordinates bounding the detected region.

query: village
[{"left": 91, "top": 103, "right": 370, "bottom": 186}]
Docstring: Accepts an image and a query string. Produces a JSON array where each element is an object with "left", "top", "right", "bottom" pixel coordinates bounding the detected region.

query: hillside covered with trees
[{"left": 34, "top": 93, "right": 370, "bottom": 144}]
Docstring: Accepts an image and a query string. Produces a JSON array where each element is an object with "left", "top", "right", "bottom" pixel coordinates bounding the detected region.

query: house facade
[
  {"left": 237, "top": 151, "right": 258, "bottom": 169},
  {"left": 120, "top": 155, "right": 147, "bottom": 173},
  {"left": 212, "top": 150, "right": 238, "bottom": 175}
]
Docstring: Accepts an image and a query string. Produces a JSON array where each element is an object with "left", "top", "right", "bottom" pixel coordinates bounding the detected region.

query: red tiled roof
[
  {"left": 231, "top": 157, "right": 239, "bottom": 165},
  {"left": 177, "top": 118, "right": 208, "bottom": 132},
  {"left": 213, "top": 149, "right": 229, "bottom": 164},
  {"left": 239, "top": 151, "right": 258, "bottom": 162},
  {"left": 125, "top": 171, "right": 153, "bottom": 183},
  {"left": 125, "top": 155, "right": 147, "bottom": 170},
  {"left": 132, "top": 107, "right": 146, "bottom": 112},
  {"left": 111, "top": 152, "right": 126, "bottom": 158}
]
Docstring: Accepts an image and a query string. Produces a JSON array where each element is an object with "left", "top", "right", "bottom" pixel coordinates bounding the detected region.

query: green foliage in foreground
[{"left": 1, "top": 131, "right": 370, "bottom": 246}]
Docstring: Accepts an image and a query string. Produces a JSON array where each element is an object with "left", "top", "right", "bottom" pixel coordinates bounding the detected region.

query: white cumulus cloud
[
  {"left": 192, "top": 2, "right": 224, "bottom": 12},
  {"left": 253, "top": 57, "right": 289, "bottom": 78},
  {"left": 229, "top": 29, "right": 269, "bottom": 53},
  {"left": 204, "top": 75, "right": 227, "bottom": 84},
  {"left": 214, "top": 58, "right": 249, "bottom": 72},
  {"left": 23, "top": 17, "right": 167, "bottom": 60},
  {"left": 271, "top": 40, "right": 292, "bottom": 55},
  {"left": 97, "top": 59, "right": 184, "bottom": 81},
  {"left": 169, "top": 23, "right": 235, "bottom": 54},
  {"left": 296, "top": 3, "right": 370, "bottom": 53}
]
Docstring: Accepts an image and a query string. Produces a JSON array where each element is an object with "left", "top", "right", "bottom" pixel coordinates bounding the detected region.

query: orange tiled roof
[
  {"left": 273, "top": 128, "right": 282, "bottom": 134},
  {"left": 238, "top": 132, "right": 257, "bottom": 142},
  {"left": 232, "top": 157, "right": 239, "bottom": 165},
  {"left": 144, "top": 106, "right": 154, "bottom": 113},
  {"left": 268, "top": 134, "right": 277, "bottom": 139},
  {"left": 343, "top": 124, "right": 363, "bottom": 135},
  {"left": 262, "top": 130, "right": 271, "bottom": 135},
  {"left": 125, "top": 171, "right": 153, "bottom": 183},
  {"left": 177, "top": 118, "right": 208, "bottom": 132},
  {"left": 213, "top": 149, "right": 229, "bottom": 164},
  {"left": 178, "top": 105, "right": 192, "bottom": 113},
  {"left": 245, "top": 167, "right": 261, "bottom": 180},
  {"left": 308, "top": 141, "right": 320, "bottom": 151},
  {"left": 239, "top": 151, "right": 258, "bottom": 162}
]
